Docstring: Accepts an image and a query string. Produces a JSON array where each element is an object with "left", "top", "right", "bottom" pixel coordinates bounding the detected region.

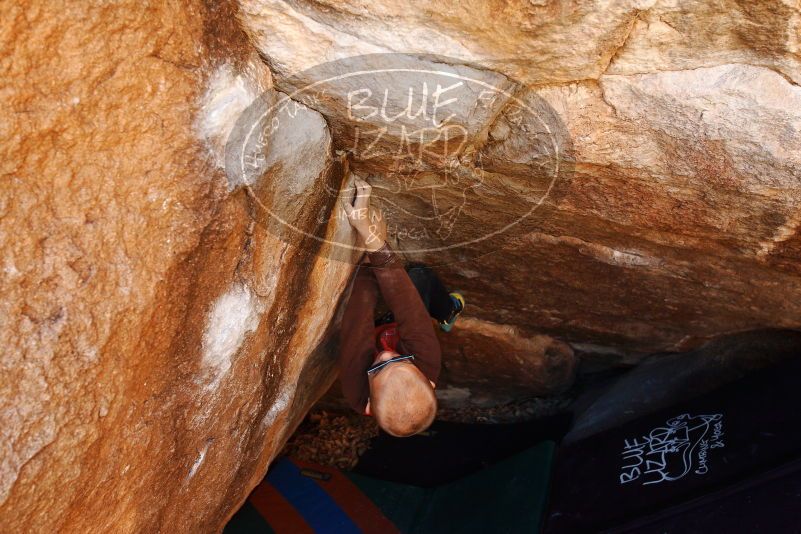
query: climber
[{"left": 338, "top": 177, "right": 464, "bottom": 437}]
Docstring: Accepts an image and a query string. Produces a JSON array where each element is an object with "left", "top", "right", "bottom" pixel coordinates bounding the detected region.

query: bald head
[{"left": 368, "top": 358, "right": 437, "bottom": 437}]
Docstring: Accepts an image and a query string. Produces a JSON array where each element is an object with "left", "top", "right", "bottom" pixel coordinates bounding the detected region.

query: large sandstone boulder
[
  {"left": 239, "top": 0, "right": 801, "bottom": 356},
  {"left": 1, "top": 1, "right": 355, "bottom": 531}
]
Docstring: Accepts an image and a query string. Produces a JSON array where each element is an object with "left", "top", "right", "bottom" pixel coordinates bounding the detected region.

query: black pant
[
  {"left": 375, "top": 264, "right": 454, "bottom": 325},
  {"left": 406, "top": 264, "right": 454, "bottom": 323}
]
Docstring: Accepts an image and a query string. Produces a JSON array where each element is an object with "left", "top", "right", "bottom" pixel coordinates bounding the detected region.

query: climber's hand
[
  {"left": 362, "top": 206, "right": 387, "bottom": 252},
  {"left": 342, "top": 178, "right": 372, "bottom": 236},
  {"left": 342, "top": 178, "right": 386, "bottom": 252}
]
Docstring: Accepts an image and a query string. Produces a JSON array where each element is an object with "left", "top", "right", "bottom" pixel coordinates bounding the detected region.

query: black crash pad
[{"left": 545, "top": 356, "right": 801, "bottom": 532}]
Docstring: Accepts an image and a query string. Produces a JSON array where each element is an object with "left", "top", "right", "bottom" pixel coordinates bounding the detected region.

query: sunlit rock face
[
  {"left": 239, "top": 0, "right": 801, "bottom": 356},
  {"left": 239, "top": 0, "right": 801, "bottom": 86},
  {"left": 0, "top": 0, "right": 354, "bottom": 531}
]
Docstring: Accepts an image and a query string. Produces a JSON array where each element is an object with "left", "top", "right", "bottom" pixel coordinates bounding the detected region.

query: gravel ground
[{"left": 281, "top": 410, "right": 379, "bottom": 470}]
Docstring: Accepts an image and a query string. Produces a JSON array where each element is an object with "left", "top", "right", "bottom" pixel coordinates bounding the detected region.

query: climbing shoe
[{"left": 439, "top": 292, "right": 465, "bottom": 332}]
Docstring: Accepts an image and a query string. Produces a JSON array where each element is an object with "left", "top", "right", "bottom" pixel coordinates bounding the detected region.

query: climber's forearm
[
  {"left": 368, "top": 244, "right": 442, "bottom": 384},
  {"left": 361, "top": 233, "right": 385, "bottom": 253},
  {"left": 338, "top": 267, "right": 379, "bottom": 413}
]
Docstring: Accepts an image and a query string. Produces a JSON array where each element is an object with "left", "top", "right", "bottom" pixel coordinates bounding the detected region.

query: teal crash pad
[{"left": 346, "top": 441, "right": 555, "bottom": 533}]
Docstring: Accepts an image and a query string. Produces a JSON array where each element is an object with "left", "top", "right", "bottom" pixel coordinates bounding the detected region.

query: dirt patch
[{"left": 282, "top": 410, "right": 380, "bottom": 470}]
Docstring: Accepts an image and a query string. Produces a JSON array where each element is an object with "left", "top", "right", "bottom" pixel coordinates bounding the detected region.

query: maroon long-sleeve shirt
[{"left": 338, "top": 243, "right": 442, "bottom": 414}]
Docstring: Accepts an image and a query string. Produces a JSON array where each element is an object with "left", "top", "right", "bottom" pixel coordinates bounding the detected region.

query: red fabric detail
[
  {"left": 374, "top": 322, "right": 400, "bottom": 354},
  {"left": 291, "top": 459, "right": 400, "bottom": 534},
  {"left": 248, "top": 479, "right": 315, "bottom": 534}
]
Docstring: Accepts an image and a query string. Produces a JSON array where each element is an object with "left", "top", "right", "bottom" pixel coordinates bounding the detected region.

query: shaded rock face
[
  {"left": 1, "top": 0, "right": 355, "bottom": 531},
  {"left": 435, "top": 318, "right": 577, "bottom": 408},
  {"left": 239, "top": 0, "right": 801, "bottom": 356}
]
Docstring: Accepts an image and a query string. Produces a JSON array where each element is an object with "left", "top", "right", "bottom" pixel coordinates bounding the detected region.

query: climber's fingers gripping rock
[
  {"left": 341, "top": 178, "right": 386, "bottom": 252},
  {"left": 353, "top": 177, "right": 371, "bottom": 212},
  {"left": 341, "top": 178, "right": 371, "bottom": 233}
]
